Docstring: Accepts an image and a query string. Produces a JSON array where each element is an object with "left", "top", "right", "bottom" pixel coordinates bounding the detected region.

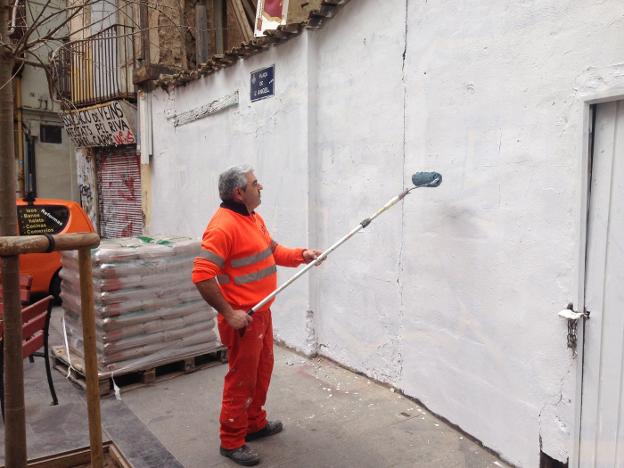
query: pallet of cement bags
[{"left": 57, "top": 235, "right": 224, "bottom": 385}]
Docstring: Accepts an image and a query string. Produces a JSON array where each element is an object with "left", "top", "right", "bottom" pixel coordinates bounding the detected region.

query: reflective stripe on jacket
[{"left": 192, "top": 200, "right": 305, "bottom": 311}]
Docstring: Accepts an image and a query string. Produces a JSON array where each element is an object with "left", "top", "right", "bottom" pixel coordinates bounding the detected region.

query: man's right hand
[{"left": 224, "top": 309, "right": 253, "bottom": 329}]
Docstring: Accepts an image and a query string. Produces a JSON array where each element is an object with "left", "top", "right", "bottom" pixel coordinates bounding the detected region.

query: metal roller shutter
[{"left": 96, "top": 146, "right": 143, "bottom": 238}]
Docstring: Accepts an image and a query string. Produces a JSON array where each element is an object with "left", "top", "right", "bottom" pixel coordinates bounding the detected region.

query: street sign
[{"left": 250, "top": 65, "right": 275, "bottom": 102}]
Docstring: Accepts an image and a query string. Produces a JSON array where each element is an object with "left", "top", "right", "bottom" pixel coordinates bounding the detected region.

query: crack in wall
[
  {"left": 397, "top": 0, "right": 409, "bottom": 384},
  {"left": 401, "top": 0, "right": 409, "bottom": 73}
]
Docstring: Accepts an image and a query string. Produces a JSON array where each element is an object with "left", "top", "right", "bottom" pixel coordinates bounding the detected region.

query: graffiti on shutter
[{"left": 96, "top": 146, "right": 143, "bottom": 238}]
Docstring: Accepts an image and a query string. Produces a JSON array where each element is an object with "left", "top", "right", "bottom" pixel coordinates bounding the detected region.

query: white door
[{"left": 580, "top": 100, "right": 624, "bottom": 466}]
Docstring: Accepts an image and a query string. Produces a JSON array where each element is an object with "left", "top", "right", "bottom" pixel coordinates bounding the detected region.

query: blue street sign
[{"left": 250, "top": 65, "right": 275, "bottom": 102}]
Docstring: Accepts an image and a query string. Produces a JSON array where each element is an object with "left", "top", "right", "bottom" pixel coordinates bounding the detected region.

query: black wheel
[{"left": 50, "top": 270, "right": 62, "bottom": 305}]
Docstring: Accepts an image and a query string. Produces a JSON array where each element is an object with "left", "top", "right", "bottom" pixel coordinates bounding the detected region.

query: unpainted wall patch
[{"left": 539, "top": 450, "right": 567, "bottom": 468}]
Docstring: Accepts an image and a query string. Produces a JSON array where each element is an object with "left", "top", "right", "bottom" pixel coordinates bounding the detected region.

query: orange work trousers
[{"left": 217, "top": 308, "right": 274, "bottom": 450}]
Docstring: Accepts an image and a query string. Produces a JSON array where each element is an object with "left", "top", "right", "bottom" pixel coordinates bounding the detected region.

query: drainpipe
[
  {"left": 8, "top": 0, "right": 19, "bottom": 35},
  {"left": 24, "top": 130, "right": 37, "bottom": 199},
  {"left": 15, "top": 77, "right": 24, "bottom": 196}
]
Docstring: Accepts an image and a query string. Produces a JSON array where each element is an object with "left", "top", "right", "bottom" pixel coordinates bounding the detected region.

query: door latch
[{"left": 558, "top": 303, "right": 590, "bottom": 354}]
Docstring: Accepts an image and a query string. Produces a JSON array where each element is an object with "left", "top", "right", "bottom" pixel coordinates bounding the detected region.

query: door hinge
[{"left": 558, "top": 303, "right": 590, "bottom": 354}]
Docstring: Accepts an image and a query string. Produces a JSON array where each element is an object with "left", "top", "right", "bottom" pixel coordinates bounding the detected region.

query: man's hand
[
  {"left": 302, "top": 249, "right": 324, "bottom": 264},
  {"left": 224, "top": 309, "right": 253, "bottom": 329}
]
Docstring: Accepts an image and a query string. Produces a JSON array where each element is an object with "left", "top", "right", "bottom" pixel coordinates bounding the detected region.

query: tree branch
[
  {"left": 20, "top": 0, "right": 183, "bottom": 54},
  {"left": 13, "top": 56, "right": 48, "bottom": 69}
]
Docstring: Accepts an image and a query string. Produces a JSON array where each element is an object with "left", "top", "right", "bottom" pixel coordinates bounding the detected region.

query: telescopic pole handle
[{"left": 238, "top": 309, "right": 254, "bottom": 337}]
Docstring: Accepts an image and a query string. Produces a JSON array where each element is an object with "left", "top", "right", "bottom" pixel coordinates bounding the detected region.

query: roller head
[{"left": 411, "top": 171, "right": 442, "bottom": 188}]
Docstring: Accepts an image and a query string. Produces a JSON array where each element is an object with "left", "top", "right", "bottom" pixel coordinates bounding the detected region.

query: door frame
[{"left": 571, "top": 90, "right": 624, "bottom": 467}]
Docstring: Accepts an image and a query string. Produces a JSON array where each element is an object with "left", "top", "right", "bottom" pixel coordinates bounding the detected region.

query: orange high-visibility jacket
[{"left": 192, "top": 200, "right": 305, "bottom": 312}]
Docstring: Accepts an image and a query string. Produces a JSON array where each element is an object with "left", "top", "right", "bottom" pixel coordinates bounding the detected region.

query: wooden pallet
[{"left": 52, "top": 345, "right": 227, "bottom": 396}]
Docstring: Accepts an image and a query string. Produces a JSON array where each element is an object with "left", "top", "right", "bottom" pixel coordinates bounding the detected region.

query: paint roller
[{"left": 239, "top": 171, "right": 443, "bottom": 336}]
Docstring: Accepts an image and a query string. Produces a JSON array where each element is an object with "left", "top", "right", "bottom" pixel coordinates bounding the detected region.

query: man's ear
[{"left": 233, "top": 186, "right": 244, "bottom": 200}]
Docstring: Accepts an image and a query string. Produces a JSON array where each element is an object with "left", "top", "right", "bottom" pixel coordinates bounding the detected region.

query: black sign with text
[
  {"left": 250, "top": 65, "right": 275, "bottom": 102},
  {"left": 17, "top": 205, "right": 69, "bottom": 235}
]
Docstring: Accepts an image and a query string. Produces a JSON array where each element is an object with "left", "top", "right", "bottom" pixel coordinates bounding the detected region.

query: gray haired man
[{"left": 193, "top": 165, "right": 321, "bottom": 466}]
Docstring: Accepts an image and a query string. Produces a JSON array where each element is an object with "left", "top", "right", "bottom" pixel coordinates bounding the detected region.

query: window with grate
[{"left": 40, "top": 124, "right": 63, "bottom": 144}]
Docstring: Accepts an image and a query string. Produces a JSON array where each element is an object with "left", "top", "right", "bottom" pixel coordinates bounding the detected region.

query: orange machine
[{"left": 16, "top": 198, "right": 95, "bottom": 298}]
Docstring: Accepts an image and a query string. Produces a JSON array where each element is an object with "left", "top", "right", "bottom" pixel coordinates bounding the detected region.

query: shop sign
[{"left": 61, "top": 100, "right": 137, "bottom": 148}]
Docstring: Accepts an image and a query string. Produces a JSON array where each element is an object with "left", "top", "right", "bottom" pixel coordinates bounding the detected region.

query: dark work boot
[
  {"left": 219, "top": 444, "right": 260, "bottom": 466},
  {"left": 245, "top": 420, "right": 283, "bottom": 442}
]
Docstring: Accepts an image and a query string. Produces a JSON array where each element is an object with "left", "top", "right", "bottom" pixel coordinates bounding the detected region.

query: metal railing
[{"left": 53, "top": 24, "right": 136, "bottom": 108}]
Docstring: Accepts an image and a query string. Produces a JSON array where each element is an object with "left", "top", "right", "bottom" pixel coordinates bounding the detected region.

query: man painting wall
[{"left": 193, "top": 164, "right": 321, "bottom": 466}]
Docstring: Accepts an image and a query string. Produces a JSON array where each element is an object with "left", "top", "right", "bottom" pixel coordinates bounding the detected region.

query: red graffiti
[
  {"left": 122, "top": 175, "right": 136, "bottom": 194},
  {"left": 112, "top": 130, "right": 136, "bottom": 146},
  {"left": 264, "top": 0, "right": 282, "bottom": 18}
]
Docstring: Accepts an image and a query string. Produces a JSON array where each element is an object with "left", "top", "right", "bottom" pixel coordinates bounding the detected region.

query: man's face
[{"left": 238, "top": 171, "right": 263, "bottom": 212}]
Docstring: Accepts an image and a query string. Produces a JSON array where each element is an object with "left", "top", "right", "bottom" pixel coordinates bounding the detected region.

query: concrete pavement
[
  {"left": 121, "top": 346, "right": 510, "bottom": 468},
  {"left": 0, "top": 307, "right": 512, "bottom": 467}
]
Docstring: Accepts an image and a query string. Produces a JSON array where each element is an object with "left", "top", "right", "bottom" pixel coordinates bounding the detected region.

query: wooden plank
[
  {"left": 1, "top": 441, "right": 131, "bottom": 468},
  {"left": 241, "top": 0, "right": 256, "bottom": 24},
  {"left": 52, "top": 345, "right": 227, "bottom": 396},
  {"left": 78, "top": 247, "right": 104, "bottom": 468},
  {"left": 228, "top": 0, "right": 253, "bottom": 42},
  {"left": 0, "top": 233, "right": 100, "bottom": 256},
  {"left": 196, "top": 2, "right": 210, "bottom": 64},
  {"left": 213, "top": 0, "right": 225, "bottom": 54},
  {"left": 167, "top": 91, "right": 239, "bottom": 127}
]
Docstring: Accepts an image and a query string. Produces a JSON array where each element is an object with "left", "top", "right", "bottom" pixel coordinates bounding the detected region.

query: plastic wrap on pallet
[
  {"left": 104, "top": 341, "right": 223, "bottom": 373},
  {"left": 61, "top": 235, "right": 200, "bottom": 265},
  {"left": 67, "top": 329, "right": 218, "bottom": 365},
  {"left": 62, "top": 256, "right": 192, "bottom": 279},
  {"left": 63, "top": 317, "right": 216, "bottom": 354},
  {"left": 59, "top": 235, "right": 221, "bottom": 371},
  {"left": 60, "top": 268, "right": 191, "bottom": 292},
  {"left": 63, "top": 308, "right": 216, "bottom": 342},
  {"left": 102, "top": 330, "right": 218, "bottom": 366},
  {"left": 61, "top": 281, "right": 198, "bottom": 306},
  {"left": 61, "top": 289, "right": 201, "bottom": 317},
  {"left": 64, "top": 300, "right": 213, "bottom": 332}
]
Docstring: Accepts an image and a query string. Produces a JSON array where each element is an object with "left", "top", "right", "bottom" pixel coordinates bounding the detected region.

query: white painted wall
[
  {"left": 148, "top": 38, "right": 314, "bottom": 353},
  {"left": 147, "top": 1, "right": 624, "bottom": 466}
]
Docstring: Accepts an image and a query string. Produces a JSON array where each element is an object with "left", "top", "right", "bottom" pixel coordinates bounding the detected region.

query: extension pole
[
  {"left": 238, "top": 171, "right": 442, "bottom": 336},
  {"left": 246, "top": 186, "right": 414, "bottom": 318}
]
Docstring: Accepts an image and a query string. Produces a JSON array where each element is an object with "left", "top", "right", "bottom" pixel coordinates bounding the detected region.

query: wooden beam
[
  {"left": 0, "top": 233, "right": 100, "bottom": 256},
  {"left": 228, "top": 0, "right": 253, "bottom": 42},
  {"left": 241, "top": 0, "right": 255, "bottom": 24},
  {"left": 138, "top": 0, "right": 150, "bottom": 63},
  {"left": 79, "top": 247, "right": 104, "bottom": 468},
  {"left": 213, "top": 0, "right": 225, "bottom": 54},
  {"left": 196, "top": 1, "right": 210, "bottom": 64}
]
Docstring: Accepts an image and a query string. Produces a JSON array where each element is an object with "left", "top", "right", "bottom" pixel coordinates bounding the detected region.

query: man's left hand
[{"left": 302, "top": 249, "right": 324, "bottom": 264}]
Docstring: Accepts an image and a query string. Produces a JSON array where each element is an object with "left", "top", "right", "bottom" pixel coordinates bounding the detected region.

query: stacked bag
[{"left": 60, "top": 235, "right": 219, "bottom": 373}]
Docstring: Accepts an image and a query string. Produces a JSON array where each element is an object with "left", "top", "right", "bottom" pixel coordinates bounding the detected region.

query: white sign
[
  {"left": 254, "top": 0, "right": 289, "bottom": 37},
  {"left": 62, "top": 100, "right": 137, "bottom": 148}
]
